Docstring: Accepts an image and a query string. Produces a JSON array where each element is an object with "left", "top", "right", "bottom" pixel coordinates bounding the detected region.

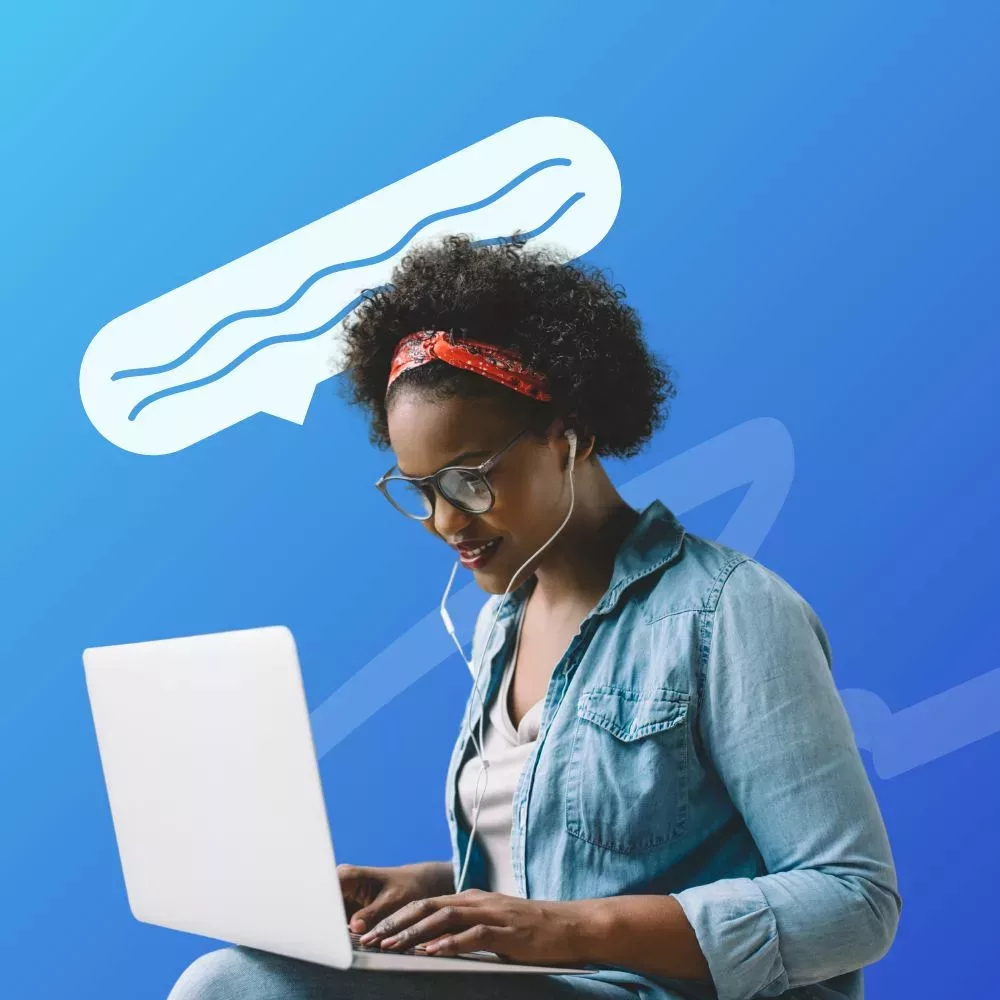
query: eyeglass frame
[{"left": 374, "top": 427, "right": 532, "bottom": 521}]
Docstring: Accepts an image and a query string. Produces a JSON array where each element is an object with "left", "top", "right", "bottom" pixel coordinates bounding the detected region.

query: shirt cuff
[{"left": 671, "top": 878, "right": 789, "bottom": 1000}]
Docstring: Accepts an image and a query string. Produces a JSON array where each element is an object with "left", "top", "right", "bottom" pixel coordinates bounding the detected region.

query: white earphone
[{"left": 440, "top": 428, "right": 578, "bottom": 892}]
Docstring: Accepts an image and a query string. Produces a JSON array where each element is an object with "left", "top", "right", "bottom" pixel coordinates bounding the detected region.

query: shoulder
[
  {"left": 633, "top": 529, "right": 745, "bottom": 620},
  {"left": 676, "top": 537, "right": 832, "bottom": 685},
  {"left": 640, "top": 530, "right": 821, "bottom": 630}
]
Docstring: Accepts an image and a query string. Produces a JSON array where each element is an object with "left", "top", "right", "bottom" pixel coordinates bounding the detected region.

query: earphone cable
[{"left": 454, "top": 430, "right": 577, "bottom": 892}]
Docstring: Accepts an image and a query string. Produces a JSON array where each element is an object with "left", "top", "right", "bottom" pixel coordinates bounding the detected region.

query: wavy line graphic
[
  {"left": 111, "top": 157, "right": 574, "bottom": 383},
  {"left": 124, "top": 191, "right": 585, "bottom": 421},
  {"left": 125, "top": 289, "right": 379, "bottom": 422}
]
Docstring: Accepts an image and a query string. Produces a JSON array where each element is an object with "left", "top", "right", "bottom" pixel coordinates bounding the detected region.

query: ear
[
  {"left": 553, "top": 416, "right": 595, "bottom": 464},
  {"left": 572, "top": 429, "right": 596, "bottom": 464}
]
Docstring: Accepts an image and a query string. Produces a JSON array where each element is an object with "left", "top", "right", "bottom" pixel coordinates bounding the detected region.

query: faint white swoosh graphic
[
  {"left": 841, "top": 672, "right": 1000, "bottom": 778},
  {"left": 310, "top": 417, "right": 794, "bottom": 757},
  {"left": 310, "top": 415, "right": 1000, "bottom": 776}
]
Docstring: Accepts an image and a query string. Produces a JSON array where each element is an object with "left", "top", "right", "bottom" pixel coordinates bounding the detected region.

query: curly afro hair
[{"left": 337, "top": 235, "right": 676, "bottom": 459}]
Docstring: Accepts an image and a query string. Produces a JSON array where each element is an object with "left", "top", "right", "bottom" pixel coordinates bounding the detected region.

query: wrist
[
  {"left": 410, "top": 860, "right": 455, "bottom": 895},
  {"left": 563, "top": 898, "right": 617, "bottom": 965}
]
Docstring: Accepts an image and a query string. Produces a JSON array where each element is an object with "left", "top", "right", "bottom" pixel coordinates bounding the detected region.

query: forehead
[{"left": 387, "top": 391, "right": 522, "bottom": 477}]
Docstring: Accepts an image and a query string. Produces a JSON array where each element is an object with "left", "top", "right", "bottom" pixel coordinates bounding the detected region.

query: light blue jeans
[{"left": 167, "top": 946, "right": 647, "bottom": 999}]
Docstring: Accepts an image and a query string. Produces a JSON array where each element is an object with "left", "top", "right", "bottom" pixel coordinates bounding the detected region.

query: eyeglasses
[{"left": 375, "top": 428, "right": 530, "bottom": 521}]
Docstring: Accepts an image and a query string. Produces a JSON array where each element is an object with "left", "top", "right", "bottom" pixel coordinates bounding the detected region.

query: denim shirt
[{"left": 444, "top": 500, "right": 901, "bottom": 1000}]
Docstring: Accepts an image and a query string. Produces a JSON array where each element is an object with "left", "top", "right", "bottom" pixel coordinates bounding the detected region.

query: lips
[{"left": 455, "top": 537, "right": 503, "bottom": 569}]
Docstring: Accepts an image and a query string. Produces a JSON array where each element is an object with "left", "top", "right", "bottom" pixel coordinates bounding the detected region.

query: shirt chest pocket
[{"left": 565, "top": 684, "right": 690, "bottom": 854}]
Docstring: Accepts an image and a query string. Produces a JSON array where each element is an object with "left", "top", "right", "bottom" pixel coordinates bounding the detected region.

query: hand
[
  {"left": 358, "top": 888, "right": 600, "bottom": 965},
  {"left": 337, "top": 862, "right": 454, "bottom": 934}
]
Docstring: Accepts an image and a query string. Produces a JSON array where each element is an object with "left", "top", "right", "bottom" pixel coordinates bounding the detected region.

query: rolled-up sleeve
[{"left": 671, "top": 559, "right": 901, "bottom": 1000}]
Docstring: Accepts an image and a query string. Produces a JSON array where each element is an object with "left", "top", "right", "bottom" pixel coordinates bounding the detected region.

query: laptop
[{"left": 82, "top": 625, "right": 592, "bottom": 975}]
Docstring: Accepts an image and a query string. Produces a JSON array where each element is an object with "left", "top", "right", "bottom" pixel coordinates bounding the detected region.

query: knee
[{"left": 167, "top": 947, "right": 267, "bottom": 1000}]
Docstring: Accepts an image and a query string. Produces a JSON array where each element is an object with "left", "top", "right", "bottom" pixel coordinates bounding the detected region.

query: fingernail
[
  {"left": 359, "top": 931, "right": 376, "bottom": 944},
  {"left": 381, "top": 936, "right": 397, "bottom": 948},
  {"left": 350, "top": 918, "right": 365, "bottom": 932}
]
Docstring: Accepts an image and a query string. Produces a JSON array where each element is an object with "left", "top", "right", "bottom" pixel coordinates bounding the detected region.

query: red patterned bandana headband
[{"left": 386, "top": 329, "right": 552, "bottom": 402}]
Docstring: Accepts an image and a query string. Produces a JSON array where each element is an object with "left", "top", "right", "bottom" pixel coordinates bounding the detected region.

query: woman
[{"left": 170, "top": 237, "right": 900, "bottom": 1000}]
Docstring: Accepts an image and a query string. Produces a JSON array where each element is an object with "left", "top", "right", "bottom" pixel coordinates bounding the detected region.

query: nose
[{"left": 432, "top": 491, "right": 474, "bottom": 540}]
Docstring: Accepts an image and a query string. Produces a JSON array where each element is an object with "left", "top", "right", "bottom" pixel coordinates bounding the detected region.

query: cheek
[{"left": 490, "top": 464, "right": 563, "bottom": 529}]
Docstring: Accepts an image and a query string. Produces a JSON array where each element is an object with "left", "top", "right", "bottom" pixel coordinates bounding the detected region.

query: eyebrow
[{"left": 397, "top": 448, "right": 492, "bottom": 478}]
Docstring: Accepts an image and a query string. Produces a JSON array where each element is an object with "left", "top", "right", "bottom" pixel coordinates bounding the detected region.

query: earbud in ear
[{"left": 565, "top": 428, "right": 577, "bottom": 466}]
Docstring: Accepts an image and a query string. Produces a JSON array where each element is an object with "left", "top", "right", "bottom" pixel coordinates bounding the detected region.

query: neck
[{"left": 530, "top": 461, "right": 640, "bottom": 613}]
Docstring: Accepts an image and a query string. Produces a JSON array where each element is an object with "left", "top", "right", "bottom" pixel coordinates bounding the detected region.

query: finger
[
  {"left": 339, "top": 866, "right": 402, "bottom": 931},
  {"left": 350, "top": 890, "right": 408, "bottom": 934},
  {"left": 380, "top": 904, "right": 481, "bottom": 951},
  {"left": 360, "top": 896, "right": 443, "bottom": 943},
  {"left": 336, "top": 863, "right": 368, "bottom": 889},
  {"left": 338, "top": 865, "right": 372, "bottom": 902},
  {"left": 362, "top": 893, "right": 488, "bottom": 945},
  {"left": 411, "top": 933, "right": 451, "bottom": 953},
  {"left": 424, "top": 924, "right": 508, "bottom": 957}
]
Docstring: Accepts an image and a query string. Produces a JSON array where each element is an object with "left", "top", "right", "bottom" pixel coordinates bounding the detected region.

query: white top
[{"left": 456, "top": 604, "right": 543, "bottom": 896}]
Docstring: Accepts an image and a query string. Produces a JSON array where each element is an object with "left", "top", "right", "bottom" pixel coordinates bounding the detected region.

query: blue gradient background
[{"left": 2, "top": 2, "right": 997, "bottom": 997}]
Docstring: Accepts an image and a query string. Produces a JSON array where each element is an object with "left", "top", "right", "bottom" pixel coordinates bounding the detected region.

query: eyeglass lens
[{"left": 383, "top": 467, "right": 494, "bottom": 519}]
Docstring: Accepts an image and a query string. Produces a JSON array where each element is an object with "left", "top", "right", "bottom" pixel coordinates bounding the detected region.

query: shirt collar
[
  {"left": 593, "top": 499, "right": 686, "bottom": 615},
  {"left": 494, "top": 499, "right": 685, "bottom": 622}
]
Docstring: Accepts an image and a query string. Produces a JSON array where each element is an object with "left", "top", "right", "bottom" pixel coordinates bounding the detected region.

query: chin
[
  {"left": 472, "top": 567, "right": 507, "bottom": 596},
  {"left": 472, "top": 557, "right": 530, "bottom": 596}
]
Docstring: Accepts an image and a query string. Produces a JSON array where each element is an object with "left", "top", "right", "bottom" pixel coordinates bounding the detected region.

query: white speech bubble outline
[{"left": 79, "top": 117, "right": 622, "bottom": 455}]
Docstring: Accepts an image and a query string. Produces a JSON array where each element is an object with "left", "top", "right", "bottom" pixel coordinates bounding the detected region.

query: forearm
[
  {"left": 573, "top": 894, "right": 712, "bottom": 984},
  {"left": 671, "top": 868, "right": 900, "bottom": 996}
]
